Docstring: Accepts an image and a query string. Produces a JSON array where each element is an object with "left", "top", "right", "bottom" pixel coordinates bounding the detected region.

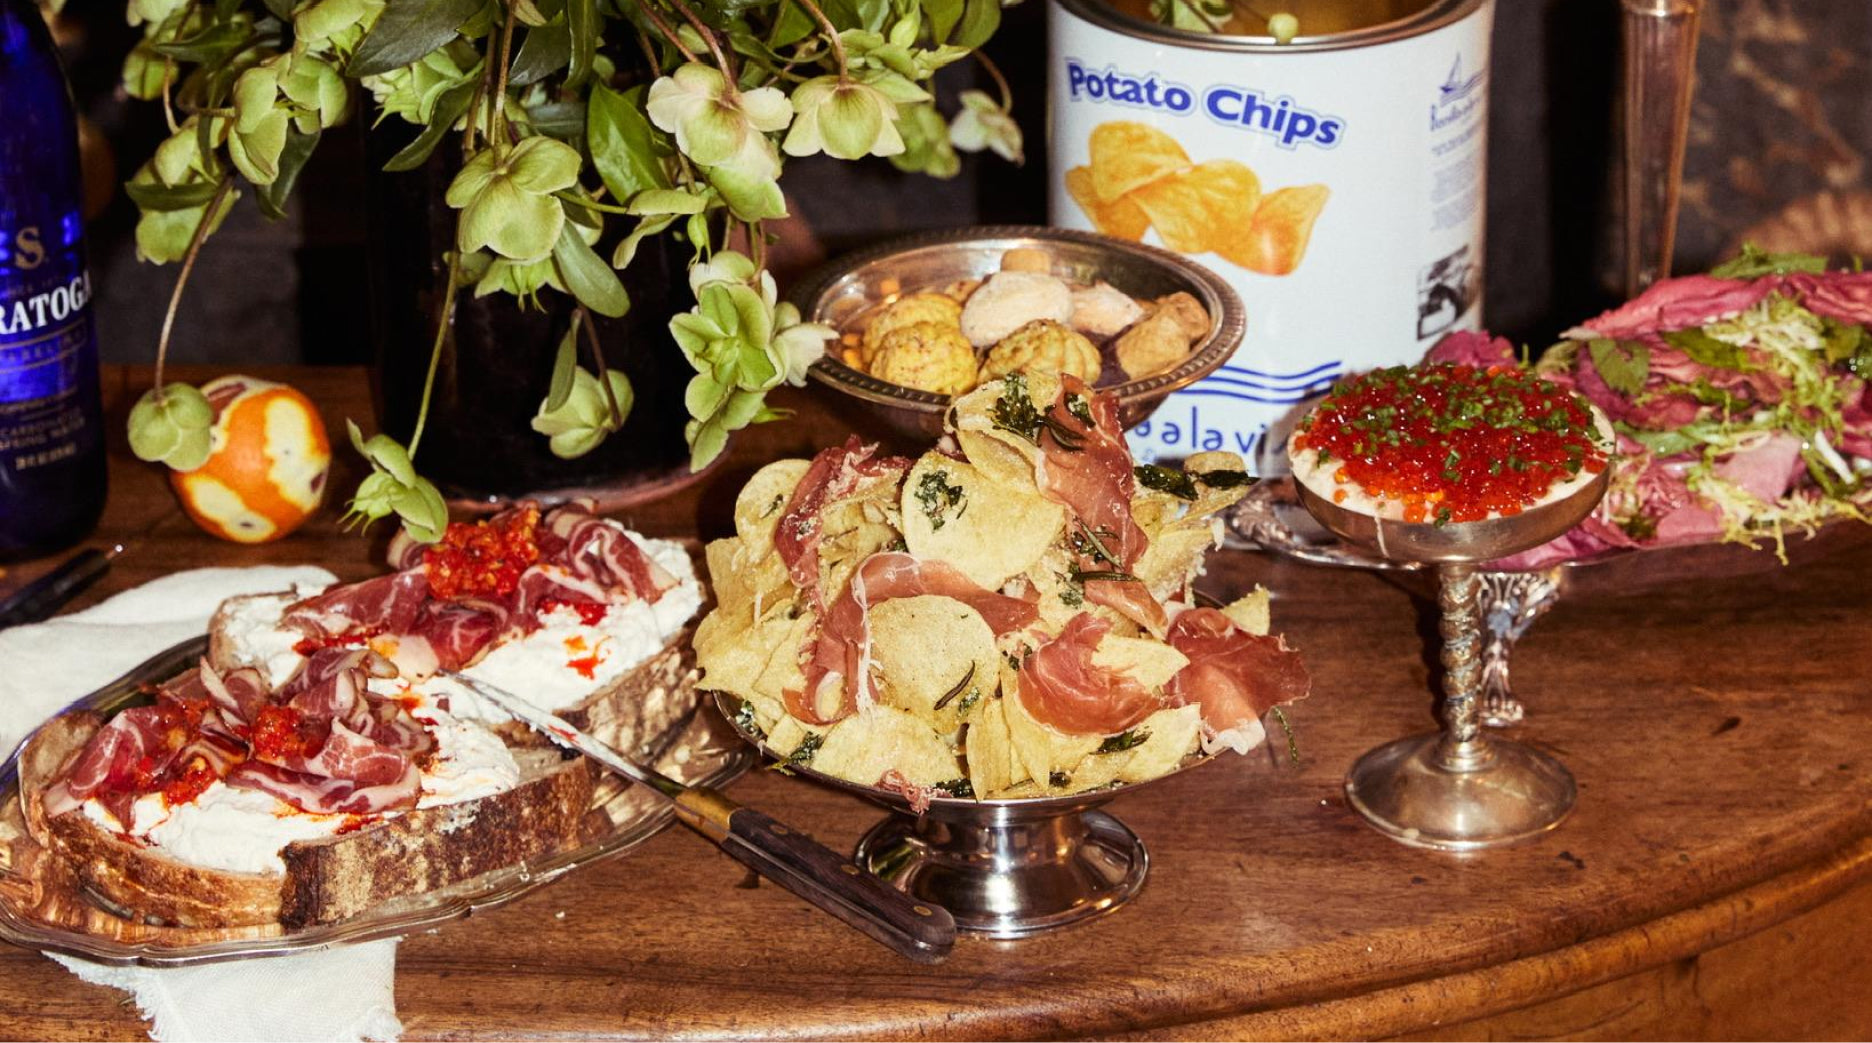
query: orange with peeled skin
[{"left": 170, "top": 375, "right": 331, "bottom": 543}]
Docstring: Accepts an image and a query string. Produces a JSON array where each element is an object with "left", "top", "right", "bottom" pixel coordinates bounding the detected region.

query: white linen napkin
[{"left": 1, "top": 566, "right": 404, "bottom": 1043}]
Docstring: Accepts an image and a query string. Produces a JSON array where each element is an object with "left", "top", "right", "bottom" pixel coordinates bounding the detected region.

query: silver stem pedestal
[
  {"left": 1343, "top": 564, "right": 1577, "bottom": 851},
  {"left": 1293, "top": 465, "right": 1608, "bottom": 852}
]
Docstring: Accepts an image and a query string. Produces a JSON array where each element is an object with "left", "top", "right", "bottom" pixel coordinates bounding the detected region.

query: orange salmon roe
[{"left": 1294, "top": 363, "right": 1607, "bottom": 525}]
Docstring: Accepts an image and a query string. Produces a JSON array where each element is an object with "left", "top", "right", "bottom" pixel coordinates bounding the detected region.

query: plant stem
[
  {"left": 407, "top": 248, "right": 465, "bottom": 457},
  {"left": 555, "top": 190, "right": 637, "bottom": 215},
  {"left": 665, "top": 0, "right": 736, "bottom": 87},
  {"left": 791, "top": 0, "right": 847, "bottom": 78},
  {"left": 490, "top": 3, "right": 519, "bottom": 146},
  {"left": 160, "top": 64, "right": 180, "bottom": 134},
  {"left": 975, "top": 48, "right": 1013, "bottom": 111},
  {"left": 151, "top": 177, "right": 233, "bottom": 404},
  {"left": 575, "top": 304, "right": 625, "bottom": 428},
  {"left": 639, "top": 5, "right": 701, "bottom": 65}
]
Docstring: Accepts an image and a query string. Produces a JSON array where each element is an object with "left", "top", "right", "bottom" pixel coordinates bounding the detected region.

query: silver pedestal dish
[
  {"left": 1294, "top": 470, "right": 1609, "bottom": 851},
  {"left": 713, "top": 692, "right": 1213, "bottom": 938}
]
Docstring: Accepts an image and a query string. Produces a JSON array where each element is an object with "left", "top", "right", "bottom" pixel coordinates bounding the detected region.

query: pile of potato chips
[
  {"left": 1066, "top": 120, "right": 1330, "bottom": 277},
  {"left": 694, "top": 372, "right": 1272, "bottom": 801}
]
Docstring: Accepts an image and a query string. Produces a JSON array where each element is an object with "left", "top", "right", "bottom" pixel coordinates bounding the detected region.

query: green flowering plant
[{"left": 118, "top": 0, "right": 1023, "bottom": 541}]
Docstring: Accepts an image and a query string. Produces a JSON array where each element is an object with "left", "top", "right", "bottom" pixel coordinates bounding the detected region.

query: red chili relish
[
  {"left": 1292, "top": 363, "right": 1607, "bottom": 525},
  {"left": 424, "top": 506, "right": 543, "bottom": 599}
]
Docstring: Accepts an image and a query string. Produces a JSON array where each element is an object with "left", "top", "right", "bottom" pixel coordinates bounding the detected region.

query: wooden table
[{"left": 3, "top": 365, "right": 1870, "bottom": 1041}]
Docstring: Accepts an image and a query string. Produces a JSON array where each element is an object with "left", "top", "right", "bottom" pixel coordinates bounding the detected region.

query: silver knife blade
[{"left": 437, "top": 669, "right": 957, "bottom": 963}]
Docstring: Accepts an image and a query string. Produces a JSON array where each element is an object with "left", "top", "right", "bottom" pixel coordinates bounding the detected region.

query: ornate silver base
[
  {"left": 854, "top": 807, "right": 1148, "bottom": 938},
  {"left": 1344, "top": 731, "right": 1577, "bottom": 851}
]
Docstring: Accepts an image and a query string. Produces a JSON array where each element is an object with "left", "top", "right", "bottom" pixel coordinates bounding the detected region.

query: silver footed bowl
[
  {"left": 1295, "top": 468, "right": 1611, "bottom": 851},
  {"left": 788, "top": 225, "right": 1246, "bottom": 442},
  {"left": 709, "top": 690, "right": 1215, "bottom": 939}
]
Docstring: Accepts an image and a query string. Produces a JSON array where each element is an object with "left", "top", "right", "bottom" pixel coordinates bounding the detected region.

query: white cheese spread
[{"left": 81, "top": 702, "right": 519, "bottom": 876}]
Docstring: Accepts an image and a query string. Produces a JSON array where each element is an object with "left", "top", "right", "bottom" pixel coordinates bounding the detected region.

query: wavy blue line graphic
[
  {"left": 1218, "top": 359, "right": 1341, "bottom": 382},
  {"left": 1169, "top": 382, "right": 1335, "bottom": 405}
]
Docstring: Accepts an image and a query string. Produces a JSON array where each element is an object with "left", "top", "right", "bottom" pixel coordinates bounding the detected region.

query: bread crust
[{"left": 27, "top": 583, "right": 699, "bottom": 931}]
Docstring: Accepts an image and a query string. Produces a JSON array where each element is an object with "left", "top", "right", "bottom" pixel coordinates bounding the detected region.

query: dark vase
[{"left": 363, "top": 122, "right": 696, "bottom": 502}]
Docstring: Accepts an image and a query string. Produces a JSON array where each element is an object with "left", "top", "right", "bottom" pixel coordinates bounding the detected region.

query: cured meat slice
[
  {"left": 774, "top": 437, "right": 909, "bottom": 594},
  {"left": 1016, "top": 613, "right": 1162, "bottom": 736},
  {"left": 283, "top": 570, "right": 429, "bottom": 643},
  {"left": 785, "top": 552, "right": 1040, "bottom": 725},
  {"left": 1083, "top": 578, "right": 1169, "bottom": 638},
  {"left": 544, "top": 504, "right": 675, "bottom": 602},
  {"left": 1038, "top": 376, "right": 1149, "bottom": 571},
  {"left": 1165, "top": 607, "right": 1310, "bottom": 751},
  {"left": 226, "top": 758, "right": 422, "bottom": 816}
]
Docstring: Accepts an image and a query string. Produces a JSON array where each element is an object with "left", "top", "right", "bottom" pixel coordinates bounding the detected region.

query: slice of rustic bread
[{"left": 23, "top": 714, "right": 597, "bottom": 930}]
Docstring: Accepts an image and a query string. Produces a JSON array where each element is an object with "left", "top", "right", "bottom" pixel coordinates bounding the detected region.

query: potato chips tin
[{"left": 1048, "top": 0, "right": 1495, "bottom": 470}]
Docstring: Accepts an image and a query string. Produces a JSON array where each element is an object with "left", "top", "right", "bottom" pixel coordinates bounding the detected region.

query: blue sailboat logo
[{"left": 1439, "top": 56, "right": 1486, "bottom": 103}]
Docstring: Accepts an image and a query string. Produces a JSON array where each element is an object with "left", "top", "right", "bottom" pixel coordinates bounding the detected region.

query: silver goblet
[{"left": 1295, "top": 469, "right": 1609, "bottom": 850}]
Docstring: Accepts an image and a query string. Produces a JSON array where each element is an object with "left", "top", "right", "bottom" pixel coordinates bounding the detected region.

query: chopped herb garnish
[
  {"left": 1271, "top": 707, "right": 1300, "bottom": 765},
  {"left": 1096, "top": 729, "right": 1151, "bottom": 754},
  {"left": 1048, "top": 770, "right": 1071, "bottom": 788},
  {"left": 764, "top": 494, "right": 785, "bottom": 517},
  {"left": 785, "top": 733, "right": 824, "bottom": 766},
  {"left": 1134, "top": 464, "right": 1199, "bottom": 500},
  {"left": 915, "top": 469, "right": 967, "bottom": 531},
  {"left": 955, "top": 690, "right": 982, "bottom": 716},
  {"left": 1071, "top": 569, "right": 1142, "bottom": 584},
  {"left": 731, "top": 697, "right": 764, "bottom": 739},
  {"left": 990, "top": 372, "right": 1045, "bottom": 444},
  {"left": 932, "top": 778, "right": 975, "bottom": 799},
  {"left": 932, "top": 664, "right": 978, "bottom": 711},
  {"left": 1056, "top": 574, "right": 1085, "bottom": 607},
  {"left": 1069, "top": 523, "right": 1122, "bottom": 567},
  {"left": 1064, "top": 392, "right": 1095, "bottom": 428}
]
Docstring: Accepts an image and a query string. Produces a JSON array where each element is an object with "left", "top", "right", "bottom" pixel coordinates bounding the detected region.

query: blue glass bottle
[{"left": 0, "top": 0, "right": 106, "bottom": 559}]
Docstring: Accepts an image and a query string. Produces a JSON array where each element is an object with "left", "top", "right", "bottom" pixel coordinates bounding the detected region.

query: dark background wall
[{"left": 40, "top": 0, "right": 1872, "bottom": 367}]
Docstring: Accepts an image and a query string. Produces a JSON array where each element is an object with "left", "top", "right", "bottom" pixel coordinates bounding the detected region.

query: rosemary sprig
[{"left": 932, "top": 663, "right": 978, "bottom": 711}]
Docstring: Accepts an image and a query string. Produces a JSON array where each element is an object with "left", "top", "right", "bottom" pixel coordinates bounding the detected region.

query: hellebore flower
[
  {"left": 948, "top": 89, "right": 1024, "bottom": 165},
  {"left": 784, "top": 75, "right": 905, "bottom": 160},
  {"left": 445, "top": 136, "right": 582, "bottom": 263}
]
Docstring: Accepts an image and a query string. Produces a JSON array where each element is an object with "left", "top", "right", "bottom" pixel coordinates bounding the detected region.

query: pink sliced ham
[
  {"left": 775, "top": 437, "right": 910, "bottom": 596},
  {"left": 226, "top": 759, "right": 422, "bottom": 817},
  {"left": 543, "top": 504, "right": 675, "bottom": 603},
  {"left": 785, "top": 552, "right": 1040, "bottom": 726},
  {"left": 1016, "top": 613, "right": 1162, "bottom": 736},
  {"left": 283, "top": 570, "right": 430, "bottom": 643},
  {"left": 1164, "top": 608, "right": 1311, "bottom": 749},
  {"left": 1565, "top": 275, "right": 1776, "bottom": 341}
]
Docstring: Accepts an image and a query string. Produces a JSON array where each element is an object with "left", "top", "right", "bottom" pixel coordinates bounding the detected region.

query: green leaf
[
  {"left": 545, "top": 321, "right": 579, "bottom": 412},
  {"left": 1661, "top": 328, "right": 1753, "bottom": 372},
  {"left": 769, "top": 1, "right": 814, "bottom": 46},
  {"left": 611, "top": 213, "right": 677, "bottom": 269},
  {"left": 124, "top": 179, "right": 222, "bottom": 212},
  {"left": 152, "top": 21, "right": 252, "bottom": 64},
  {"left": 256, "top": 127, "right": 321, "bottom": 220},
  {"left": 588, "top": 83, "right": 672, "bottom": 201},
  {"left": 953, "top": 0, "right": 999, "bottom": 49},
  {"left": 507, "top": 21, "right": 570, "bottom": 85},
  {"left": 1586, "top": 338, "right": 1649, "bottom": 395},
  {"left": 260, "top": 0, "right": 293, "bottom": 20},
  {"left": 565, "top": 0, "right": 597, "bottom": 89},
  {"left": 1709, "top": 242, "right": 1828, "bottom": 279},
  {"left": 923, "top": 0, "right": 962, "bottom": 41},
  {"left": 348, "top": 0, "right": 484, "bottom": 77},
  {"left": 1820, "top": 319, "right": 1864, "bottom": 365},
  {"left": 628, "top": 188, "right": 706, "bottom": 215},
  {"left": 524, "top": 100, "right": 587, "bottom": 140},
  {"left": 382, "top": 80, "right": 476, "bottom": 171},
  {"left": 552, "top": 218, "right": 631, "bottom": 317}
]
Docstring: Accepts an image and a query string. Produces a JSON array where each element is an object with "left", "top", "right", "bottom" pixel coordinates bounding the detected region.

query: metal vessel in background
[
  {"left": 0, "top": 0, "right": 105, "bottom": 560},
  {"left": 1048, "top": 0, "right": 1493, "bottom": 473}
]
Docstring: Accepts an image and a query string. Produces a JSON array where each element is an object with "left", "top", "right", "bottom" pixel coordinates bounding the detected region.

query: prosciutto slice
[
  {"left": 283, "top": 570, "right": 429, "bottom": 643},
  {"left": 1084, "top": 579, "right": 1170, "bottom": 638},
  {"left": 1016, "top": 614, "right": 1162, "bottom": 735},
  {"left": 226, "top": 759, "right": 422, "bottom": 817},
  {"left": 1165, "top": 608, "right": 1310, "bottom": 753},
  {"left": 1038, "top": 377, "right": 1149, "bottom": 571},
  {"left": 786, "top": 552, "right": 1040, "bottom": 725},
  {"left": 774, "top": 437, "right": 909, "bottom": 594},
  {"left": 543, "top": 504, "right": 675, "bottom": 603}
]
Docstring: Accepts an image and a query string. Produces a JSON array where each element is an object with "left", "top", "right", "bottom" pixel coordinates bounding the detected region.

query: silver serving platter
[
  {"left": 711, "top": 690, "right": 1216, "bottom": 939},
  {"left": 0, "top": 636, "right": 753, "bottom": 967},
  {"left": 788, "top": 225, "right": 1247, "bottom": 440}
]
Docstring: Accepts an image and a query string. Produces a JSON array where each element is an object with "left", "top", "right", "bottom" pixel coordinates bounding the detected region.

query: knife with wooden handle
[{"left": 440, "top": 669, "right": 956, "bottom": 964}]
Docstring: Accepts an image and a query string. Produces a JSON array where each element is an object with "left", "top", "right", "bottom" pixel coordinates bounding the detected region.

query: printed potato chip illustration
[
  {"left": 1220, "top": 184, "right": 1331, "bottom": 277},
  {"left": 1065, "top": 165, "right": 1150, "bottom": 242},
  {"left": 1088, "top": 121, "right": 1190, "bottom": 203},
  {"left": 1127, "top": 159, "right": 1262, "bottom": 255}
]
